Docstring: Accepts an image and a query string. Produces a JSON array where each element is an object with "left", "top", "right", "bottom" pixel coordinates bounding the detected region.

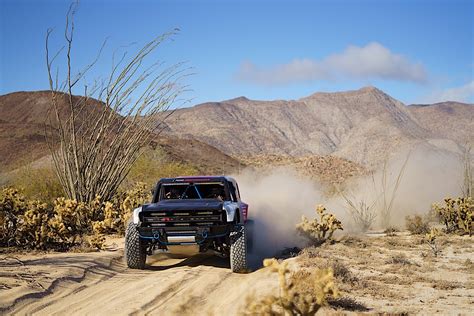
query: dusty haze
[{"left": 235, "top": 144, "right": 467, "bottom": 263}]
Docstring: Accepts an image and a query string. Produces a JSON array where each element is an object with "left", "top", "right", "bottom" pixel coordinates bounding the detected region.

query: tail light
[{"left": 241, "top": 204, "right": 249, "bottom": 221}]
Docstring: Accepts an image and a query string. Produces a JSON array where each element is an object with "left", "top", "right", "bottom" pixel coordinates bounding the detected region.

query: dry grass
[
  {"left": 8, "top": 165, "right": 64, "bottom": 202},
  {"left": 243, "top": 259, "right": 338, "bottom": 315},
  {"left": 124, "top": 147, "right": 199, "bottom": 188},
  {"left": 386, "top": 253, "right": 413, "bottom": 265},
  {"left": 405, "top": 215, "right": 431, "bottom": 235},
  {"left": 296, "top": 233, "right": 473, "bottom": 314}
]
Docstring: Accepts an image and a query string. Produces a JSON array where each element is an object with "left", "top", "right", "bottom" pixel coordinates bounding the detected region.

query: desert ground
[{"left": 1, "top": 231, "right": 472, "bottom": 315}]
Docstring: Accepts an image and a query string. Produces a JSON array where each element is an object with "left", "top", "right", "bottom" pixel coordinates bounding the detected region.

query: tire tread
[{"left": 125, "top": 221, "right": 146, "bottom": 269}]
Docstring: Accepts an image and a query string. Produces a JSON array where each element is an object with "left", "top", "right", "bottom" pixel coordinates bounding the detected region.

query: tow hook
[
  {"left": 196, "top": 228, "right": 210, "bottom": 243},
  {"left": 152, "top": 229, "right": 161, "bottom": 241}
]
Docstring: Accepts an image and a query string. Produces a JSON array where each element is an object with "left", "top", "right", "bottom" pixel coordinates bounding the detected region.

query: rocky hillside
[
  {"left": 1, "top": 88, "right": 472, "bottom": 174},
  {"left": 160, "top": 87, "right": 473, "bottom": 167},
  {"left": 240, "top": 154, "right": 366, "bottom": 185},
  {"left": 0, "top": 91, "right": 242, "bottom": 174}
]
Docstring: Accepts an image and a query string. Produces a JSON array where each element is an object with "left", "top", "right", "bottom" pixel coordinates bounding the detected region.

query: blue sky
[{"left": 1, "top": 0, "right": 473, "bottom": 106}]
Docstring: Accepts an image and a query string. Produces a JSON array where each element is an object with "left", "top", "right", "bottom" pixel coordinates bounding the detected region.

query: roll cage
[{"left": 151, "top": 177, "right": 241, "bottom": 203}]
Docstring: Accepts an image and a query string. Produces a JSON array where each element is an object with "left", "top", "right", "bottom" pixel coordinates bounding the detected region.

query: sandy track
[
  {"left": 0, "top": 247, "right": 277, "bottom": 316},
  {"left": 4, "top": 233, "right": 471, "bottom": 315}
]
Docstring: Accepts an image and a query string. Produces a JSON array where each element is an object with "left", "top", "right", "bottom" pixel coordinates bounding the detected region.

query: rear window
[{"left": 160, "top": 182, "right": 228, "bottom": 200}]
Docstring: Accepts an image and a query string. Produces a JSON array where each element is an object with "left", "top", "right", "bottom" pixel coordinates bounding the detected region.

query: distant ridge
[
  {"left": 0, "top": 91, "right": 242, "bottom": 173},
  {"left": 159, "top": 86, "right": 473, "bottom": 166},
  {"left": 1, "top": 87, "right": 472, "bottom": 172}
]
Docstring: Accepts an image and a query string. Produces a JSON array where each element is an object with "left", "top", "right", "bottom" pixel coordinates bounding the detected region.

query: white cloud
[
  {"left": 236, "top": 42, "right": 427, "bottom": 85},
  {"left": 422, "top": 81, "right": 474, "bottom": 103}
]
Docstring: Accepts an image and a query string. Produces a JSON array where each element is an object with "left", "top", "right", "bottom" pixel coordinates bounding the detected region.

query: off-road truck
[{"left": 125, "top": 176, "right": 250, "bottom": 272}]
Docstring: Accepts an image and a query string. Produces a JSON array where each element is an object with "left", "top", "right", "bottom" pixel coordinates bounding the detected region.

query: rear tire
[
  {"left": 230, "top": 225, "right": 247, "bottom": 273},
  {"left": 125, "top": 221, "right": 146, "bottom": 269},
  {"left": 246, "top": 220, "right": 254, "bottom": 252}
]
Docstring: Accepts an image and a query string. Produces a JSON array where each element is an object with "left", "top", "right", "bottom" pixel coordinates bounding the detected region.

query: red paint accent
[
  {"left": 241, "top": 203, "right": 249, "bottom": 221},
  {"left": 176, "top": 176, "right": 223, "bottom": 181}
]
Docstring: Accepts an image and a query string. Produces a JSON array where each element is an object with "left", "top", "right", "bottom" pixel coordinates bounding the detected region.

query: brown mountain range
[
  {"left": 0, "top": 91, "right": 242, "bottom": 174},
  {"left": 160, "top": 86, "right": 473, "bottom": 166},
  {"left": 1, "top": 87, "right": 472, "bottom": 177}
]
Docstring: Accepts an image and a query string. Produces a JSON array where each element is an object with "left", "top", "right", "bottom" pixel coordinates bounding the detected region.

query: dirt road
[
  {"left": 2, "top": 233, "right": 473, "bottom": 315},
  {"left": 0, "top": 243, "right": 277, "bottom": 315}
]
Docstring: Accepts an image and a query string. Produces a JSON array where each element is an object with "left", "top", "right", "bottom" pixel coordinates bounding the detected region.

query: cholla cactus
[
  {"left": 243, "top": 258, "right": 339, "bottom": 315},
  {"left": 1, "top": 182, "right": 151, "bottom": 249},
  {"left": 425, "top": 228, "right": 442, "bottom": 256},
  {"left": 89, "top": 231, "right": 106, "bottom": 250},
  {"left": 17, "top": 201, "right": 51, "bottom": 247},
  {"left": 296, "top": 205, "right": 343, "bottom": 245},
  {"left": 48, "top": 198, "right": 94, "bottom": 243},
  {"left": 93, "top": 182, "right": 150, "bottom": 235},
  {"left": 432, "top": 197, "right": 473, "bottom": 236},
  {"left": 0, "top": 188, "right": 28, "bottom": 246},
  {"left": 119, "top": 182, "right": 149, "bottom": 226}
]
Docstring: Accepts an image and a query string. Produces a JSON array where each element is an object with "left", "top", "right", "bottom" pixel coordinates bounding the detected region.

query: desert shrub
[
  {"left": 384, "top": 226, "right": 399, "bottom": 236},
  {"left": 0, "top": 188, "right": 28, "bottom": 246},
  {"left": 432, "top": 197, "right": 473, "bottom": 236},
  {"left": 387, "top": 253, "right": 412, "bottom": 265},
  {"left": 340, "top": 192, "right": 377, "bottom": 232},
  {"left": 461, "top": 146, "right": 473, "bottom": 199},
  {"left": 93, "top": 182, "right": 150, "bottom": 235},
  {"left": 10, "top": 165, "right": 64, "bottom": 202},
  {"left": 243, "top": 258, "right": 338, "bottom": 315},
  {"left": 0, "top": 182, "right": 150, "bottom": 249},
  {"left": 0, "top": 188, "right": 54, "bottom": 248},
  {"left": 379, "top": 153, "right": 410, "bottom": 228},
  {"left": 405, "top": 215, "right": 431, "bottom": 235},
  {"left": 89, "top": 232, "right": 106, "bottom": 250},
  {"left": 48, "top": 197, "right": 97, "bottom": 244},
  {"left": 125, "top": 148, "right": 198, "bottom": 187},
  {"left": 424, "top": 228, "right": 442, "bottom": 256},
  {"left": 297, "top": 205, "right": 343, "bottom": 246},
  {"left": 17, "top": 201, "right": 53, "bottom": 248},
  {"left": 338, "top": 154, "right": 409, "bottom": 231},
  {"left": 349, "top": 201, "right": 376, "bottom": 232},
  {"left": 327, "top": 260, "right": 357, "bottom": 283}
]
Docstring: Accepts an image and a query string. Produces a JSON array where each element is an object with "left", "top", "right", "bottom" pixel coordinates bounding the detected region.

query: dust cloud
[
  {"left": 235, "top": 168, "right": 325, "bottom": 267},
  {"left": 340, "top": 145, "right": 465, "bottom": 228},
  {"left": 233, "top": 144, "right": 467, "bottom": 266}
]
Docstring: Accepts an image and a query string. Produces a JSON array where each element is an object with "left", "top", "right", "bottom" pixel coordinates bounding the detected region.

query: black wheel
[
  {"left": 230, "top": 225, "right": 247, "bottom": 273},
  {"left": 246, "top": 220, "right": 254, "bottom": 253},
  {"left": 125, "top": 221, "right": 147, "bottom": 269}
]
